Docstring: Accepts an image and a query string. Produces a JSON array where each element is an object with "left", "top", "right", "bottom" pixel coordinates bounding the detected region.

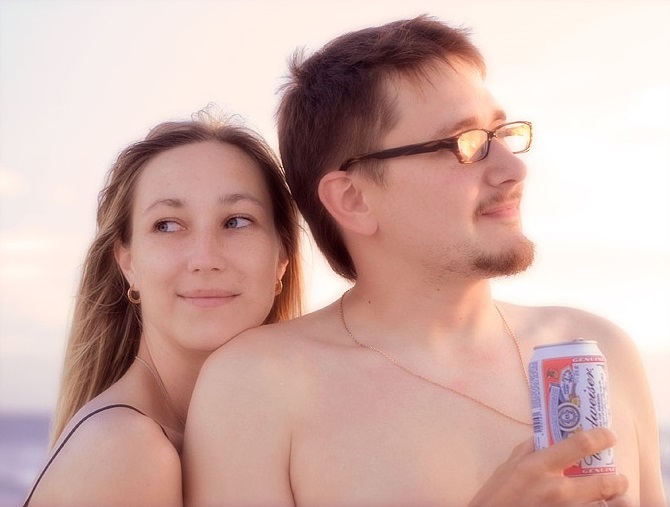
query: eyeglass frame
[{"left": 339, "top": 120, "right": 533, "bottom": 171}]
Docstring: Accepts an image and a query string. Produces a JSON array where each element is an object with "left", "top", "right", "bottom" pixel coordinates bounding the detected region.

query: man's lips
[{"left": 479, "top": 200, "right": 520, "bottom": 218}]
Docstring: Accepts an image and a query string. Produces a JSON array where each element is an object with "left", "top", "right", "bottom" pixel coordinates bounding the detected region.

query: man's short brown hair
[{"left": 277, "top": 15, "right": 485, "bottom": 280}]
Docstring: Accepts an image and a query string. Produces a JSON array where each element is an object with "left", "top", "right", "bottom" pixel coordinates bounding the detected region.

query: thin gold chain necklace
[
  {"left": 135, "top": 355, "right": 186, "bottom": 429},
  {"left": 339, "top": 290, "right": 532, "bottom": 426}
]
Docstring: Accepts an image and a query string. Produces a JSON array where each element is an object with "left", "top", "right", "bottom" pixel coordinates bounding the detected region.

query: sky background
[{"left": 0, "top": 0, "right": 668, "bottom": 431}]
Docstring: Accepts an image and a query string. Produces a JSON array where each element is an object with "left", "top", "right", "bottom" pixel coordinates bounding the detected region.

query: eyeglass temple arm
[{"left": 341, "top": 138, "right": 459, "bottom": 170}]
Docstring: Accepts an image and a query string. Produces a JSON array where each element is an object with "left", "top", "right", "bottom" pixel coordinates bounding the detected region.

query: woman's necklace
[
  {"left": 339, "top": 290, "right": 532, "bottom": 426},
  {"left": 135, "top": 355, "right": 186, "bottom": 429}
]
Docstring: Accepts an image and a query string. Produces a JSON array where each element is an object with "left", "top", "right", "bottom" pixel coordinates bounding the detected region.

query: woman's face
[{"left": 116, "top": 140, "right": 288, "bottom": 356}]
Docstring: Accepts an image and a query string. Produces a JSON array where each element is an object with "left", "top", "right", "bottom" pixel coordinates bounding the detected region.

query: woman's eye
[
  {"left": 154, "top": 220, "right": 183, "bottom": 233},
  {"left": 225, "top": 216, "right": 252, "bottom": 229}
]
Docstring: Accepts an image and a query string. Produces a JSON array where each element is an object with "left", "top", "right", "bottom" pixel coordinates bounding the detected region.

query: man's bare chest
[{"left": 288, "top": 373, "right": 532, "bottom": 506}]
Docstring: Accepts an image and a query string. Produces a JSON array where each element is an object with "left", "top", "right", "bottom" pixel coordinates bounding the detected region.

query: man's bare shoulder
[
  {"left": 184, "top": 302, "right": 347, "bottom": 485},
  {"left": 184, "top": 304, "right": 345, "bottom": 506},
  {"left": 498, "top": 302, "right": 637, "bottom": 357},
  {"left": 207, "top": 301, "right": 341, "bottom": 364},
  {"left": 197, "top": 300, "right": 347, "bottom": 396}
]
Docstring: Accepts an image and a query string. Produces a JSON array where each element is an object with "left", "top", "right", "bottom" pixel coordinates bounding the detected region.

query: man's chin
[{"left": 473, "top": 238, "right": 536, "bottom": 277}]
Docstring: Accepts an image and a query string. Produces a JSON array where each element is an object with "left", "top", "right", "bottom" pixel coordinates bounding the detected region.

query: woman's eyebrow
[
  {"left": 142, "top": 198, "right": 184, "bottom": 215},
  {"left": 221, "top": 193, "right": 264, "bottom": 207}
]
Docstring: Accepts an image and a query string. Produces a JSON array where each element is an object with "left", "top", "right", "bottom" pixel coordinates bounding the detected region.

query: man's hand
[{"left": 469, "top": 428, "right": 629, "bottom": 506}]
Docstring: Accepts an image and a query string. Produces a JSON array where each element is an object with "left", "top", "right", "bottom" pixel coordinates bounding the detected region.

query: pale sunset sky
[{"left": 0, "top": 0, "right": 668, "bottom": 429}]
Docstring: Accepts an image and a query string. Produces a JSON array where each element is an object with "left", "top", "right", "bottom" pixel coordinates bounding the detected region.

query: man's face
[{"left": 359, "top": 58, "right": 534, "bottom": 280}]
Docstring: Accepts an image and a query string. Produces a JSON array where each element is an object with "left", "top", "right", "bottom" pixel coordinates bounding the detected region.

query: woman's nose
[{"left": 187, "top": 232, "right": 225, "bottom": 272}]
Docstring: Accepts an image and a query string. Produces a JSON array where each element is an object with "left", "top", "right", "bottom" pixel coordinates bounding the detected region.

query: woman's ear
[
  {"left": 114, "top": 240, "right": 135, "bottom": 287},
  {"left": 275, "top": 246, "right": 289, "bottom": 282},
  {"left": 318, "top": 171, "right": 378, "bottom": 236}
]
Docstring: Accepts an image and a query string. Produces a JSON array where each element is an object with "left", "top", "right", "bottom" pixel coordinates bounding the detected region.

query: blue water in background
[
  {"left": 1, "top": 412, "right": 668, "bottom": 506},
  {"left": 0, "top": 413, "right": 50, "bottom": 507}
]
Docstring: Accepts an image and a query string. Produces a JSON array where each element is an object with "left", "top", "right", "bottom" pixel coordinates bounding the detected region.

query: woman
[{"left": 23, "top": 114, "right": 302, "bottom": 506}]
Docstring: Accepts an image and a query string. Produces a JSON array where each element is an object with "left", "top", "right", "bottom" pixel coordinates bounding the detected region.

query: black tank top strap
[{"left": 23, "top": 403, "right": 168, "bottom": 507}]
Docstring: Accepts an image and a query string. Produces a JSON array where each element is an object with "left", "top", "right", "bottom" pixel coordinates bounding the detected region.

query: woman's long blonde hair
[{"left": 51, "top": 116, "right": 303, "bottom": 444}]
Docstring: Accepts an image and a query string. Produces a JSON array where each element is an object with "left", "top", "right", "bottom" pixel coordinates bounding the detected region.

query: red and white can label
[{"left": 529, "top": 341, "right": 616, "bottom": 476}]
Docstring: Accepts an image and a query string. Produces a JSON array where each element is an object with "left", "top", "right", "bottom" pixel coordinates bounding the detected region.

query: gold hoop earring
[
  {"left": 127, "top": 286, "right": 141, "bottom": 304},
  {"left": 275, "top": 279, "right": 283, "bottom": 296}
]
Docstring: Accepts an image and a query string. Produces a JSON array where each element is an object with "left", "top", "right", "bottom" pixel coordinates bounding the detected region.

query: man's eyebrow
[{"left": 435, "top": 110, "right": 508, "bottom": 138}]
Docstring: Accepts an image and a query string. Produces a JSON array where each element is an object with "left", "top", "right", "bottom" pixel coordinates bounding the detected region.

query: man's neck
[{"left": 340, "top": 277, "right": 503, "bottom": 351}]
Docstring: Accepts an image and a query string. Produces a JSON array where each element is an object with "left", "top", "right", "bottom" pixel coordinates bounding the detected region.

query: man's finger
[
  {"left": 533, "top": 428, "right": 617, "bottom": 472},
  {"left": 563, "top": 473, "right": 629, "bottom": 503},
  {"left": 506, "top": 437, "right": 535, "bottom": 461}
]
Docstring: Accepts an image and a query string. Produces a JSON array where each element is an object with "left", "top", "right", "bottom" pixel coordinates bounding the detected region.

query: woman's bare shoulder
[{"left": 29, "top": 403, "right": 181, "bottom": 507}]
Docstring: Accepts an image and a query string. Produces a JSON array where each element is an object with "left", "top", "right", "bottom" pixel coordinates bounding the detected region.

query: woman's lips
[{"left": 179, "top": 290, "right": 238, "bottom": 307}]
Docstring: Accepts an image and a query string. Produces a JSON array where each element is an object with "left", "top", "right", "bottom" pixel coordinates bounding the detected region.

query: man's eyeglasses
[{"left": 339, "top": 121, "right": 533, "bottom": 170}]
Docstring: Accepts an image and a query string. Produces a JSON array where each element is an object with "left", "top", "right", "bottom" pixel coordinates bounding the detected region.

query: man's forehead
[{"left": 384, "top": 59, "right": 503, "bottom": 139}]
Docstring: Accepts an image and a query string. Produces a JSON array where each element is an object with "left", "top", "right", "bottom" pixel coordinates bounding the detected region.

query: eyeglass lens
[
  {"left": 458, "top": 130, "right": 489, "bottom": 162},
  {"left": 497, "top": 123, "right": 531, "bottom": 154},
  {"left": 458, "top": 123, "right": 530, "bottom": 163}
]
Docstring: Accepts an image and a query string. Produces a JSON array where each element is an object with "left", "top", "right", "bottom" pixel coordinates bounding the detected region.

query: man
[{"left": 184, "top": 16, "right": 665, "bottom": 506}]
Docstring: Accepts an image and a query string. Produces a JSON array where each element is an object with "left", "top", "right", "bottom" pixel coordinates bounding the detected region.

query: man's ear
[
  {"left": 114, "top": 240, "right": 135, "bottom": 287},
  {"left": 318, "top": 171, "right": 378, "bottom": 236}
]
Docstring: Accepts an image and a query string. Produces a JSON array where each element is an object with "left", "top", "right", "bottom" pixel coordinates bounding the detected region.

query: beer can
[{"left": 528, "top": 338, "right": 616, "bottom": 476}]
